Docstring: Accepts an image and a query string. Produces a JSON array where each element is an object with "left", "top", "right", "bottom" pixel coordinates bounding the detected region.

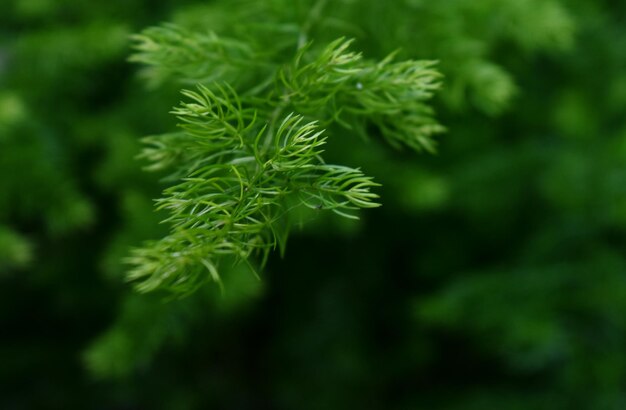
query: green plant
[{"left": 126, "top": 28, "right": 443, "bottom": 294}]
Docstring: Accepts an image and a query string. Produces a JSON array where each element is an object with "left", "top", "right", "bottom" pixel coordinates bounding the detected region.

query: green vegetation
[
  {"left": 2, "top": 0, "right": 626, "bottom": 409},
  {"left": 127, "top": 33, "right": 442, "bottom": 294}
]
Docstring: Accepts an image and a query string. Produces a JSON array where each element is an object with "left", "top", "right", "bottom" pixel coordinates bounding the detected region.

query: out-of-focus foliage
[
  {"left": 2, "top": 0, "right": 626, "bottom": 409},
  {"left": 0, "top": 225, "right": 32, "bottom": 272}
]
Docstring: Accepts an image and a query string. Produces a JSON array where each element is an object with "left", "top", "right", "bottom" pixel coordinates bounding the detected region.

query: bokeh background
[{"left": 2, "top": 0, "right": 626, "bottom": 408}]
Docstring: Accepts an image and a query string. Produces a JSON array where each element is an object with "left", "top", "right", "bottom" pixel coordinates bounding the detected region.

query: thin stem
[{"left": 298, "top": 0, "right": 329, "bottom": 49}]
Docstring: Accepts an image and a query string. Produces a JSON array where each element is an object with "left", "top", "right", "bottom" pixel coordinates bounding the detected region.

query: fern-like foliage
[
  {"left": 129, "top": 25, "right": 268, "bottom": 89},
  {"left": 127, "top": 29, "right": 442, "bottom": 295}
]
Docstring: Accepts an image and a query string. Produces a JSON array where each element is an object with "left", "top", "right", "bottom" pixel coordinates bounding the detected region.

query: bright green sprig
[
  {"left": 128, "top": 85, "right": 381, "bottom": 294},
  {"left": 128, "top": 31, "right": 442, "bottom": 294},
  {"left": 278, "top": 39, "right": 444, "bottom": 151}
]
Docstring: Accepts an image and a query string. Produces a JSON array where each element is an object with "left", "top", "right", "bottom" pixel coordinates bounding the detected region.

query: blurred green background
[{"left": 2, "top": 0, "right": 626, "bottom": 408}]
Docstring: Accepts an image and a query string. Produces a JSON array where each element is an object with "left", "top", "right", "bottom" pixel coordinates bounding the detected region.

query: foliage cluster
[{"left": 127, "top": 27, "right": 442, "bottom": 293}]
